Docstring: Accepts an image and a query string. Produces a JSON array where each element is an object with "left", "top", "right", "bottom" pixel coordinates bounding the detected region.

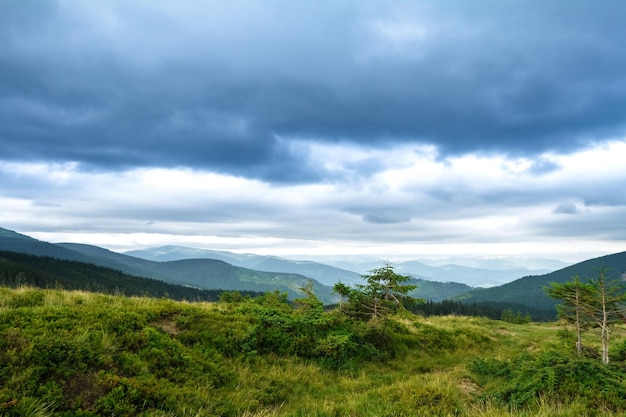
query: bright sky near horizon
[{"left": 1, "top": 1, "right": 625, "bottom": 265}]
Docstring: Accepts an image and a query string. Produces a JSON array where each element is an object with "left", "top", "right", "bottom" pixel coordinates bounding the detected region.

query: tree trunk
[
  {"left": 575, "top": 308, "right": 582, "bottom": 356},
  {"left": 600, "top": 273, "right": 610, "bottom": 365},
  {"left": 575, "top": 290, "right": 583, "bottom": 356},
  {"left": 601, "top": 318, "right": 610, "bottom": 365}
]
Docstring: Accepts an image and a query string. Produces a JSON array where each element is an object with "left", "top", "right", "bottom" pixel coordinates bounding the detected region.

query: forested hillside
[
  {"left": 0, "top": 228, "right": 337, "bottom": 303},
  {"left": 0, "top": 250, "right": 261, "bottom": 301},
  {"left": 457, "top": 251, "right": 626, "bottom": 318},
  {"left": 0, "top": 228, "right": 475, "bottom": 303}
]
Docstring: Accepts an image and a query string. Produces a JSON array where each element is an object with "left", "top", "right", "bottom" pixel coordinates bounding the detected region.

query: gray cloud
[
  {"left": 362, "top": 212, "right": 412, "bottom": 225},
  {"left": 2, "top": 1, "right": 626, "bottom": 263},
  {"left": 2, "top": 1, "right": 626, "bottom": 184},
  {"left": 553, "top": 202, "right": 581, "bottom": 215}
]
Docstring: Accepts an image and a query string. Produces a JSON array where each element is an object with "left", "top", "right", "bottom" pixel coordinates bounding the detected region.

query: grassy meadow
[{"left": 1, "top": 286, "right": 626, "bottom": 417}]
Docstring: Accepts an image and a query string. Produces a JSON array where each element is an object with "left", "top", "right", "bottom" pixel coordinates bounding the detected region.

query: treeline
[
  {"left": 408, "top": 299, "right": 556, "bottom": 322},
  {"left": 0, "top": 250, "right": 262, "bottom": 302}
]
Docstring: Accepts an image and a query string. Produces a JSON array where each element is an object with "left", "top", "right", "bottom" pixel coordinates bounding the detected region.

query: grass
[{"left": 0, "top": 286, "right": 625, "bottom": 416}]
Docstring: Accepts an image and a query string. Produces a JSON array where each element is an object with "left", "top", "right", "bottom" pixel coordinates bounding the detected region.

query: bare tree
[{"left": 585, "top": 268, "right": 625, "bottom": 365}]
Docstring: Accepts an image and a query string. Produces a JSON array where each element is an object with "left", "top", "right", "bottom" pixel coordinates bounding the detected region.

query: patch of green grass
[{"left": 1, "top": 286, "right": 625, "bottom": 416}]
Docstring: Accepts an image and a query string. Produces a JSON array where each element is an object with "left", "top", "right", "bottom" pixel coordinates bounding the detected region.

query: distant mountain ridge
[
  {"left": 126, "top": 245, "right": 556, "bottom": 288},
  {"left": 0, "top": 227, "right": 336, "bottom": 302},
  {"left": 125, "top": 245, "right": 364, "bottom": 286},
  {"left": 6, "top": 226, "right": 622, "bottom": 312},
  {"left": 0, "top": 227, "right": 478, "bottom": 302},
  {"left": 394, "top": 260, "right": 554, "bottom": 287}
]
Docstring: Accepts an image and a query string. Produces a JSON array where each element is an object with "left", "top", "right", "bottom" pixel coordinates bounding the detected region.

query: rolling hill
[
  {"left": 395, "top": 260, "right": 554, "bottom": 287},
  {"left": 0, "top": 250, "right": 261, "bottom": 301},
  {"left": 457, "top": 250, "right": 626, "bottom": 316},
  {"left": 125, "top": 245, "right": 364, "bottom": 285},
  {"left": 129, "top": 245, "right": 557, "bottom": 288},
  {"left": 0, "top": 227, "right": 336, "bottom": 302},
  {"left": 0, "top": 227, "right": 478, "bottom": 302}
]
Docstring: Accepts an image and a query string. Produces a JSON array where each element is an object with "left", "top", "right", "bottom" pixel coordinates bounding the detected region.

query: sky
[{"left": 1, "top": 1, "right": 626, "bottom": 266}]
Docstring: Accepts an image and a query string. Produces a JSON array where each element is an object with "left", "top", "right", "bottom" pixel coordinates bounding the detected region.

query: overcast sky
[{"left": 1, "top": 1, "right": 625, "bottom": 264}]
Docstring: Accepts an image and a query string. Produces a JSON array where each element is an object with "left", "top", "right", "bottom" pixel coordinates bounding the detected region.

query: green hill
[
  {"left": 0, "top": 250, "right": 262, "bottom": 301},
  {"left": 408, "top": 278, "right": 473, "bottom": 302},
  {"left": 1, "top": 286, "right": 626, "bottom": 416},
  {"left": 126, "top": 245, "right": 365, "bottom": 285},
  {"left": 0, "top": 227, "right": 474, "bottom": 304},
  {"left": 458, "top": 251, "right": 626, "bottom": 317},
  {"left": 0, "top": 228, "right": 336, "bottom": 303}
]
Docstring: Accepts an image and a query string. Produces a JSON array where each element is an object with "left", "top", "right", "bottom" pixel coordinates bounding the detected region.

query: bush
[{"left": 470, "top": 351, "right": 626, "bottom": 411}]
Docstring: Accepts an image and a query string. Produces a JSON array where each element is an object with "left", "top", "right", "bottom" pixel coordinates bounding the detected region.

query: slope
[
  {"left": 458, "top": 250, "right": 626, "bottom": 315},
  {"left": 0, "top": 227, "right": 96, "bottom": 263},
  {"left": 126, "top": 245, "right": 364, "bottom": 285},
  {"left": 0, "top": 250, "right": 260, "bottom": 301},
  {"left": 408, "top": 278, "right": 473, "bottom": 302},
  {"left": 396, "top": 260, "right": 553, "bottom": 287},
  {"left": 0, "top": 228, "right": 335, "bottom": 302}
]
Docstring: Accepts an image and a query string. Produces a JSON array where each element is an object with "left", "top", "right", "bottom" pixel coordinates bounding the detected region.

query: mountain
[
  {"left": 126, "top": 245, "right": 262, "bottom": 265},
  {"left": 0, "top": 250, "right": 261, "bottom": 301},
  {"left": 408, "top": 278, "right": 473, "bottom": 302},
  {"left": 126, "top": 245, "right": 552, "bottom": 288},
  {"left": 123, "top": 245, "right": 475, "bottom": 300},
  {"left": 457, "top": 250, "right": 626, "bottom": 316},
  {"left": 126, "top": 245, "right": 364, "bottom": 285},
  {"left": 0, "top": 228, "right": 96, "bottom": 263},
  {"left": 395, "top": 260, "right": 553, "bottom": 287},
  {"left": 0, "top": 227, "right": 336, "bottom": 303},
  {"left": 287, "top": 255, "right": 558, "bottom": 287},
  {"left": 57, "top": 242, "right": 175, "bottom": 281}
]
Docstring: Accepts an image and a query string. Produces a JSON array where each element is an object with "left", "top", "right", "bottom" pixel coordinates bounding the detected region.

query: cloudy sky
[{"left": 1, "top": 1, "right": 625, "bottom": 264}]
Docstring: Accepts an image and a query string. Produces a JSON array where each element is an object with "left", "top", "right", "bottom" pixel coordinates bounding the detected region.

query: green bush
[{"left": 470, "top": 351, "right": 626, "bottom": 411}]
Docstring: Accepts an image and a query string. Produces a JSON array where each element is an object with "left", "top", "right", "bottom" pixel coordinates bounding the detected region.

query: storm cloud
[
  {"left": 2, "top": 1, "right": 626, "bottom": 179},
  {"left": 1, "top": 1, "right": 625, "bottom": 262}
]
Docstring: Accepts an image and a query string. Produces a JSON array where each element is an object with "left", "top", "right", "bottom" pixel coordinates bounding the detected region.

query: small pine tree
[
  {"left": 545, "top": 269, "right": 626, "bottom": 365},
  {"left": 544, "top": 275, "right": 595, "bottom": 356},
  {"left": 335, "top": 262, "right": 422, "bottom": 321}
]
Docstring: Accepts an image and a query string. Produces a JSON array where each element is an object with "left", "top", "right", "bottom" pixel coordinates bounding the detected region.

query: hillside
[
  {"left": 458, "top": 250, "right": 626, "bottom": 316},
  {"left": 0, "top": 250, "right": 260, "bottom": 301},
  {"left": 128, "top": 245, "right": 554, "bottom": 288},
  {"left": 126, "top": 245, "right": 364, "bottom": 285},
  {"left": 396, "top": 259, "right": 553, "bottom": 287},
  {"left": 407, "top": 278, "right": 472, "bottom": 302},
  {"left": 0, "top": 228, "right": 336, "bottom": 303},
  {"left": 0, "top": 228, "right": 476, "bottom": 303},
  {"left": 0, "top": 229, "right": 96, "bottom": 263},
  {"left": 2, "top": 286, "right": 626, "bottom": 416}
]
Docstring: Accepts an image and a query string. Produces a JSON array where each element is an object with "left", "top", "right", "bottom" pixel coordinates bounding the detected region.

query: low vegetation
[{"left": 2, "top": 277, "right": 626, "bottom": 416}]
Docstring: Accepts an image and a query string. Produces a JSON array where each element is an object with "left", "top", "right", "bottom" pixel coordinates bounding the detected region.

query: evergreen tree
[
  {"left": 545, "top": 275, "right": 595, "bottom": 356},
  {"left": 545, "top": 268, "right": 626, "bottom": 364},
  {"left": 335, "top": 262, "right": 422, "bottom": 321}
]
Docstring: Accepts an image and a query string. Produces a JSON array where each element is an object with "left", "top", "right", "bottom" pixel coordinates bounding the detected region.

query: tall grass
[{"left": 1, "top": 286, "right": 625, "bottom": 416}]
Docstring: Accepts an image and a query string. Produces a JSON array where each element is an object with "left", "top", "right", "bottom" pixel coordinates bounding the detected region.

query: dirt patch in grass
[{"left": 152, "top": 316, "right": 180, "bottom": 336}]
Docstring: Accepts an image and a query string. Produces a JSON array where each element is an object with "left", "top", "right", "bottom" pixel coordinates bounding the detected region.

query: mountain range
[
  {"left": 2, "top": 226, "right": 626, "bottom": 318},
  {"left": 0, "top": 227, "right": 478, "bottom": 302},
  {"left": 0, "top": 228, "right": 335, "bottom": 302},
  {"left": 126, "top": 245, "right": 557, "bottom": 288}
]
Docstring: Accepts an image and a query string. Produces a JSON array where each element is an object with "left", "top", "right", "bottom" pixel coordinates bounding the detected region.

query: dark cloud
[
  {"left": 362, "top": 213, "right": 412, "bottom": 225},
  {"left": 553, "top": 202, "right": 581, "bottom": 215},
  {"left": 2, "top": 1, "right": 626, "bottom": 183}
]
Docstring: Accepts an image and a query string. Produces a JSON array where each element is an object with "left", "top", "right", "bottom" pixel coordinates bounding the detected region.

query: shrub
[{"left": 470, "top": 351, "right": 626, "bottom": 411}]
